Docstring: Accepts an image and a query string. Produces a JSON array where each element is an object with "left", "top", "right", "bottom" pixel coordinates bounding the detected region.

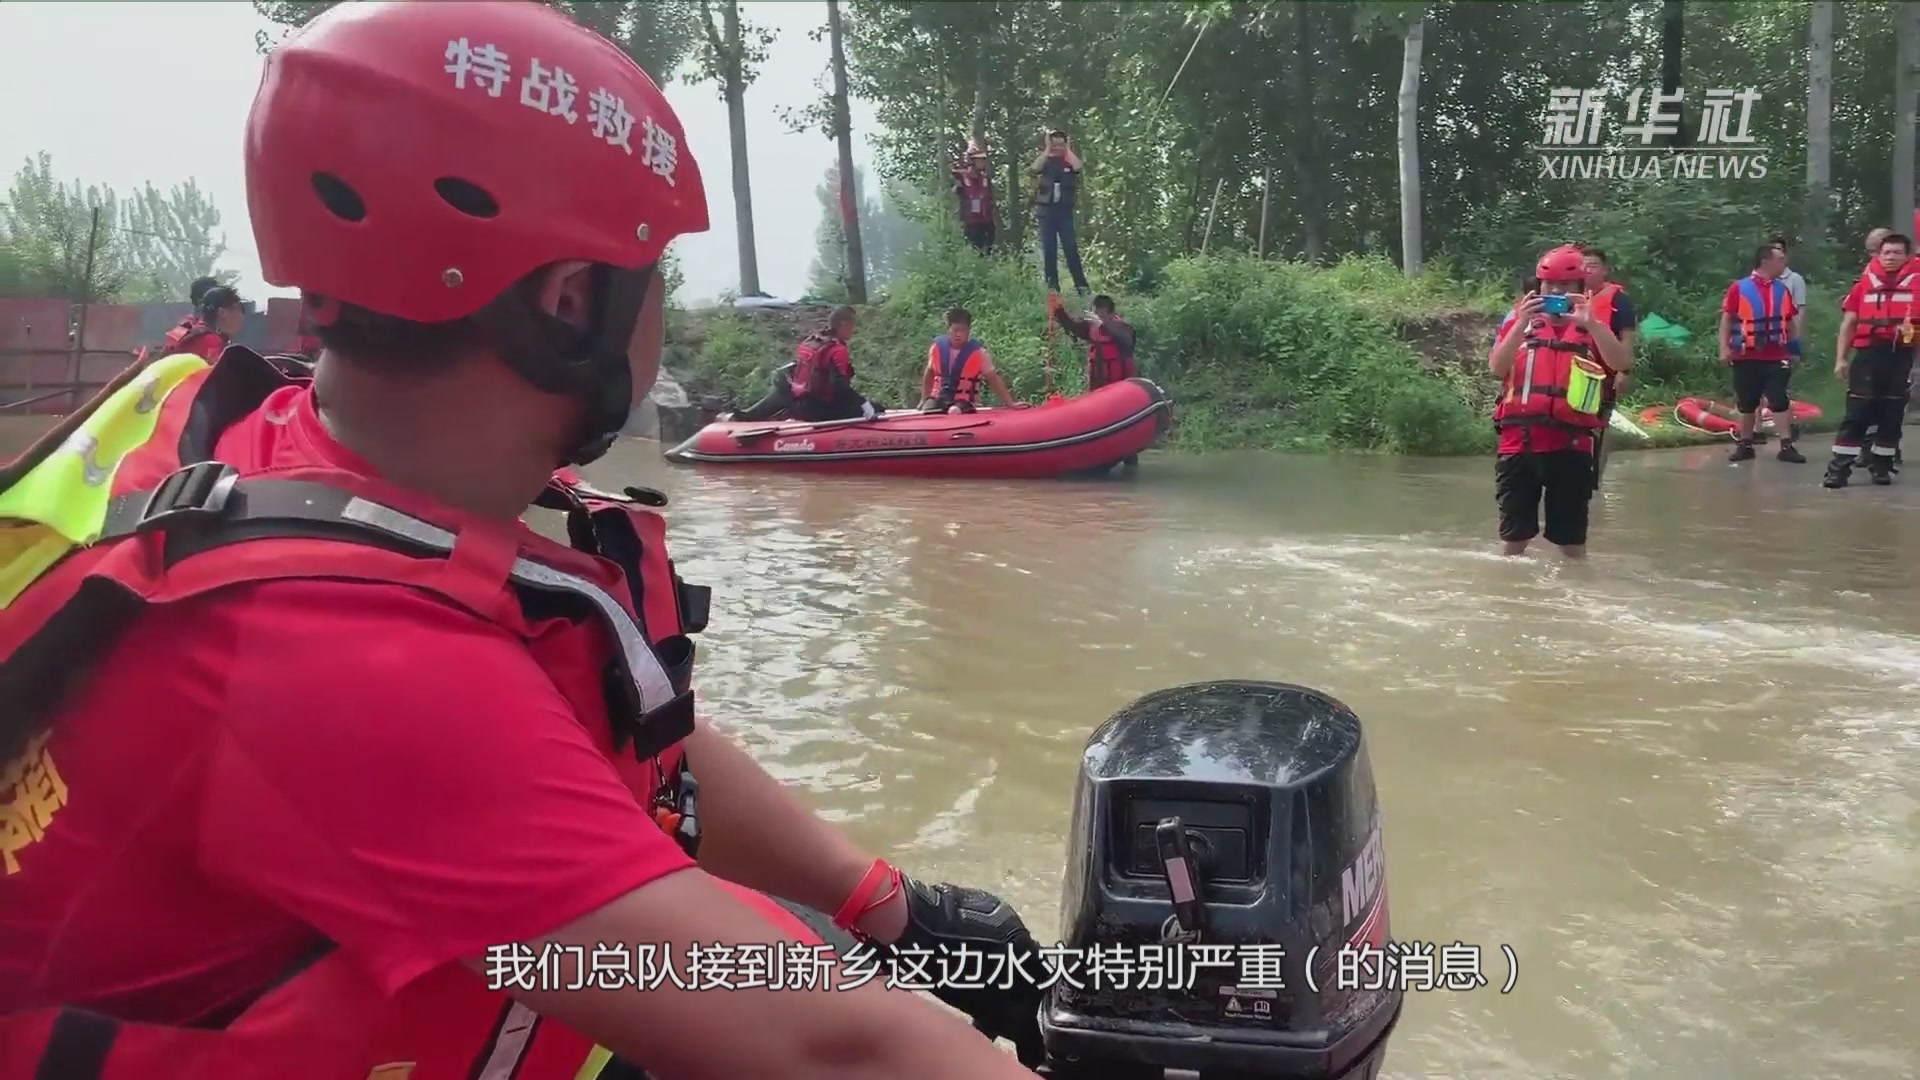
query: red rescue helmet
[
  {"left": 245, "top": 2, "right": 708, "bottom": 462},
  {"left": 1535, "top": 245, "right": 1586, "bottom": 283}
]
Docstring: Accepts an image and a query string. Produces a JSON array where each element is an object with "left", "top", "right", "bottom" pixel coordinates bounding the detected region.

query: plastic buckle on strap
[{"left": 133, "top": 462, "right": 239, "bottom": 534}]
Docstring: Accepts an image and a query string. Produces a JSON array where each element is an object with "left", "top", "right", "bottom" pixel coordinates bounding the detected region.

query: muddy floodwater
[
  {"left": 7, "top": 411, "right": 1918, "bottom": 1078},
  {"left": 596, "top": 437, "right": 1920, "bottom": 1080}
]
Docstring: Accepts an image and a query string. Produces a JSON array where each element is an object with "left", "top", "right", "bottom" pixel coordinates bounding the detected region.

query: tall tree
[
  {"left": 1806, "top": 1, "right": 1835, "bottom": 241},
  {"left": 826, "top": 0, "right": 867, "bottom": 303},
  {"left": 1897, "top": 0, "right": 1919, "bottom": 232},
  {"left": 694, "top": 1, "right": 776, "bottom": 296},
  {"left": 1396, "top": 10, "right": 1427, "bottom": 274},
  {"left": 0, "top": 153, "right": 131, "bottom": 303},
  {"left": 120, "top": 180, "right": 235, "bottom": 302},
  {"left": 807, "top": 165, "right": 921, "bottom": 298}
]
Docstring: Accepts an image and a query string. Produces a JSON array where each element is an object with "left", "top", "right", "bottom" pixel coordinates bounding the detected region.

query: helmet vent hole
[
  {"left": 310, "top": 173, "right": 366, "bottom": 223},
  {"left": 434, "top": 177, "right": 499, "bottom": 219}
]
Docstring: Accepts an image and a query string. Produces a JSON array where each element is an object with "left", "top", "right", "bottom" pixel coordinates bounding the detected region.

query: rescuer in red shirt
[
  {"left": 1488, "top": 245, "right": 1635, "bottom": 558},
  {"left": 0, "top": 4, "right": 1047, "bottom": 1078}
]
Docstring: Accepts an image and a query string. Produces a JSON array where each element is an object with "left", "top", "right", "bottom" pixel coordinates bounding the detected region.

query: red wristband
[{"left": 831, "top": 858, "right": 902, "bottom": 933}]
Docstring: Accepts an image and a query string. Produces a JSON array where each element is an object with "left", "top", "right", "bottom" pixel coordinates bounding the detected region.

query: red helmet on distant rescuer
[
  {"left": 246, "top": 0, "right": 709, "bottom": 464},
  {"left": 1535, "top": 245, "right": 1585, "bottom": 283}
]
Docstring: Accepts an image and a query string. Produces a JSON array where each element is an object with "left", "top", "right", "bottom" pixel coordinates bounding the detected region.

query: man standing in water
[
  {"left": 1489, "top": 245, "right": 1634, "bottom": 559},
  {"left": 1719, "top": 244, "right": 1805, "bottom": 463},
  {"left": 1030, "top": 129, "right": 1091, "bottom": 301}
]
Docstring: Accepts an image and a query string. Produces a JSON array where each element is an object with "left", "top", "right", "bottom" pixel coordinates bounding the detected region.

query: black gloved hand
[{"left": 881, "top": 876, "right": 1050, "bottom": 1066}]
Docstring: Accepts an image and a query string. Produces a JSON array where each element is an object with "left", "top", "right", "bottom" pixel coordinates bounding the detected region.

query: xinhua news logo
[{"left": 1534, "top": 87, "right": 1769, "bottom": 182}]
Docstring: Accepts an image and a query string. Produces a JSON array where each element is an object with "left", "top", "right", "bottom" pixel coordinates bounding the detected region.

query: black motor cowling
[{"left": 1039, "top": 681, "right": 1401, "bottom": 1080}]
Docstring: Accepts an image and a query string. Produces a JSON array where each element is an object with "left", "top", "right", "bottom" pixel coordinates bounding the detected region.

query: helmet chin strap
[{"left": 477, "top": 265, "right": 654, "bottom": 467}]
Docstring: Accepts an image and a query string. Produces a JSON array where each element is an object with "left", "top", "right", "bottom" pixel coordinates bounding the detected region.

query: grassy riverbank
[{"left": 668, "top": 244, "right": 1849, "bottom": 456}]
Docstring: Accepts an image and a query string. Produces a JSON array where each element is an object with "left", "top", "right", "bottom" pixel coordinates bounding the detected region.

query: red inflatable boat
[{"left": 664, "top": 378, "right": 1170, "bottom": 479}]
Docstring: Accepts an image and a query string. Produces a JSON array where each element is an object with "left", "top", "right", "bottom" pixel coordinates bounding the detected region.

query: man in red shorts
[{"left": 0, "top": 4, "right": 1046, "bottom": 1078}]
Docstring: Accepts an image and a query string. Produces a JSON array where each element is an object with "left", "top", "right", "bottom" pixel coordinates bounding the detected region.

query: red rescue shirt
[
  {"left": 1490, "top": 317, "right": 1595, "bottom": 456},
  {"left": 0, "top": 385, "right": 694, "bottom": 1025}
]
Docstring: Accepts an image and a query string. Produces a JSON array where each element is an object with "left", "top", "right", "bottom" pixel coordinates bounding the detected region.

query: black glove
[{"left": 880, "top": 876, "right": 1049, "bottom": 1065}]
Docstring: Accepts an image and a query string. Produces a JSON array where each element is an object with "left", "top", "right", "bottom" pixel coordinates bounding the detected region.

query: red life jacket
[
  {"left": 1850, "top": 259, "right": 1920, "bottom": 348},
  {"left": 1491, "top": 314, "right": 1609, "bottom": 434},
  {"left": 788, "top": 333, "right": 852, "bottom": 399},
  {"left": 957, "top": 172, "right": 994, "bottom": 225},
  {"left": 930, "top": 335, "right": 985, "bottom": 405},
  {"left": 1086, "top": 319, "right": 1135, "bottom": 389},
  {"left": 163, "top": 317, "right": 226, "bottom": 363},
  {"left": 0, "top": 349, "right": 836, "bottom": 1080}
]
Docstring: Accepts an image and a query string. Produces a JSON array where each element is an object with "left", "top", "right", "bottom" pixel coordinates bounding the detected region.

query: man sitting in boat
[
  {"left": 726, "top": 305, "right": 880, "bottom": 423},
  {"left": 789, "top": 305, "right": 882, "bottom": 421},
  {"left": 1049, "top": 292, "right": 1137, "bottom": 391},
  {"left": 919, "top": 306, "right": 1026, "bottom": 414}
]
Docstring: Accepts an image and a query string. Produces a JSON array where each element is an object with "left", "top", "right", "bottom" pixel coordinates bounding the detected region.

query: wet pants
[
  {"left": 1038, "top": 205, "right": 1088, "bottom": 293},
  {"left": 733, "top": 365, "right": 795, "bottom": 421},
  {"left": 791, "top": 387, "right": 873, "bottom": 422},
  {"left": 1831, "top": 343, "right": 1913, "bottom": 468}
]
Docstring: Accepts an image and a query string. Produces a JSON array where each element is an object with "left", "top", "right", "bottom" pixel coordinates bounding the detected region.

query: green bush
[{"left": 669, "top": 230, "right": 1853, "bottom": 455}]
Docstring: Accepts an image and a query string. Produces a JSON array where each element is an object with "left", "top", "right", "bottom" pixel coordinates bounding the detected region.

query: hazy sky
[{"left": 0, "top": 1, "right": 882, "bottom": 305}]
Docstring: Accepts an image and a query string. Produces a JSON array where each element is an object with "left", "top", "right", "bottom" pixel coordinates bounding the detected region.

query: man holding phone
[
  {"left": 1488, "top": 245, "right": 1634, "bottom": 559},
  {"left": 1029, "top": 128, "right": 1090, "bottom": 300}
]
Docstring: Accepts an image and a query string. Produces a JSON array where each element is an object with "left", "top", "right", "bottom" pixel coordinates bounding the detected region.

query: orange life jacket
[
  {"left": 0, "top": 349, "right": 794, "bottom": 1080},
  {"left": 930, "top": 335, "right": 985, "bottom": 406},
  {"left": 957, "top": 172, "right": 994, "bottom": 225},
  {"left": 789, "top": 333, "right": 853, "bottom": 399},
  {"left": 163, "top": 317, "right": 225, "bottom": 363},
  {"left": 1085, "top": 319, "right": 1135, "bottom": 389},
  {"left": 1492, "top": 314, "right": 1609, "bottom": 433},
  {"left": 1589, "top": 281, "right": 1624, "bottom": 329},
  {"left": 1850, "top": 260, "right": 1920, "bottom": 348},
  {"left": 1728, "top": 274, "right": 1794, "bottom": 354}
]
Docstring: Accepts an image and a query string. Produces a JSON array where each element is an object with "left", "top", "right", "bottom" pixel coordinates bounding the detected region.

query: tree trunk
[
  {"left": 969, "top": 73, "right": 990, "bottom": 150},
  {"left": 1806, "top": 0, "right": 1834, "bottom": 241},
  {"left": 826, "top": 0, "right": 866, "bottom": 303},
  {"left": 1898, "top": 3, "right": 1920, "bottom": 235},
  {"left": 1286, "top": 2, "right": 1326, "bottom": 262},
  {"left": 1660, "top": 0, "right": 1689, "bottom": 149},
  {"left": 1396, "top": 14, "right": 1426, "bottom": 275},
  {"left": 721, "top": 2, "right": 761, "bottom": 295},
  {"left": 1257, "top": 167, "right": 1272, "bottom": 258}
]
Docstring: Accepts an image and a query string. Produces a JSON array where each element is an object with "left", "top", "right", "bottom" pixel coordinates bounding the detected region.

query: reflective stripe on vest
[
  {"left": 933, "top": 335, "right": 983, "bottom": 403},
  {"left": 1492, "top": 316, "right": 1607, "bottom": 432},
  {"left": 0, "top": 352, "right": 207, "bottom": 606},
  {"left": 1853, "top": 266, "right": 1920, "bottom": 346},
  {"left": 1731, "top": 275, "right": 1790, "bottom": 351}
]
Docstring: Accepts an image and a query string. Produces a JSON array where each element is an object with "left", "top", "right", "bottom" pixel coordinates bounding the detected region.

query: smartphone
[{"left": 1540, "top": 294, "right": 1572, "bottom": 316}]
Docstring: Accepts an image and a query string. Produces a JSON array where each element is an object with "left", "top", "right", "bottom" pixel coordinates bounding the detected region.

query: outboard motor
[{"left": 1038, "top": 681, "right": 1400, "bottom": 1079}]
